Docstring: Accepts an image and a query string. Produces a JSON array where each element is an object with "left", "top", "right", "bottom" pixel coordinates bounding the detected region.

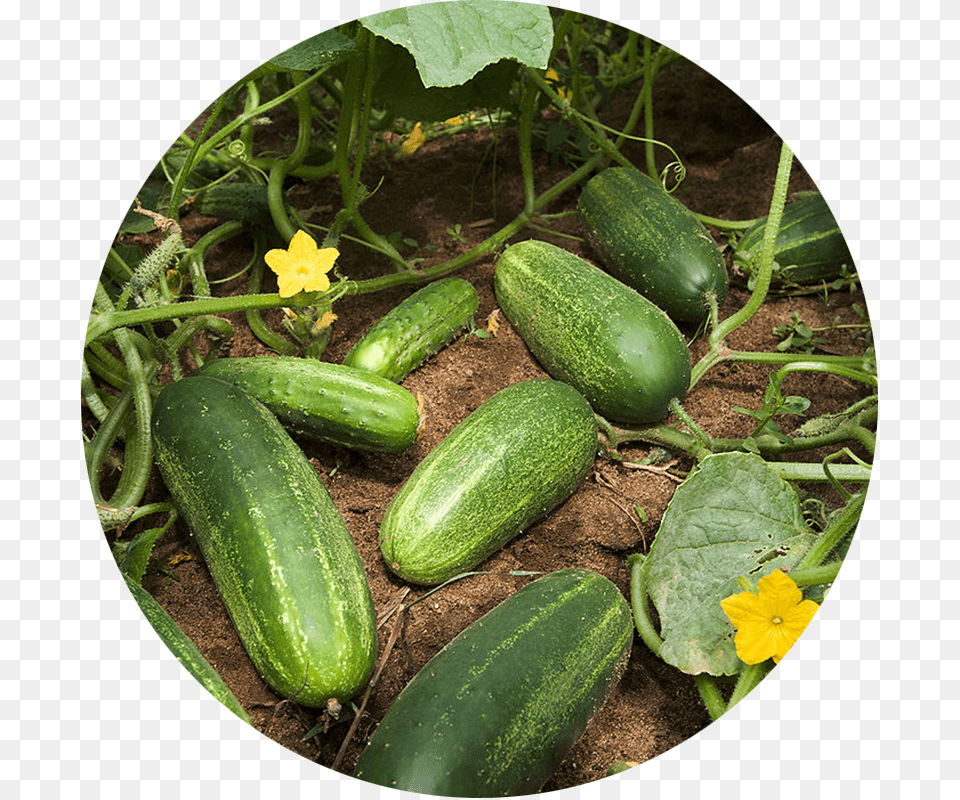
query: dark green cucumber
[
  {"left": 577, "top": 167, "right": 728, "bottom": 323},
  {"left": 194, "top": 356, "right": 422, "bottom": 453},
  {"left": 192, "top": 183, "right": 284, "bottom": 227},
  {"left": 494, "top": 239, "right": 691, "bottom": 424},
  {"left": 343, "top": 277, "right": 479, "bottom": 382},
  {"left": 353, "top": 568, "right": 634, "bottom": 797},
  {"left": 123, "top": 574, "right": 252, "bottom": 725},
  {"left": 734, "top": 191, "right": 856, "bottom": 285},
  {"left": 379, "top": 379, "right": 596, "bottom": 586},
  {"left": 151, "top": 375, "right": 377, "bottom": 708}
]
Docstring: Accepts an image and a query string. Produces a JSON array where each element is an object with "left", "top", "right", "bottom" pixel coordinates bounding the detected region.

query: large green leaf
[
  {"left": 361, "top": 0, "right": 553, "bottom": 88},
  {"left": 368, "top": 37, "right": 518, "bottom": 122},
  {"left": 268, "top": 27, "right": 356, "bottom": 72},
  {"left": 643, "top": 452, "right": 817, "bottom": 676}
]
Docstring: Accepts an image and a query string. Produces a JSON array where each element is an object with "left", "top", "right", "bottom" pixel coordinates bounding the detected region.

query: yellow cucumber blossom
[
  {"left": 399, "top": 122, "right": 426, "bottom": 157},
  {"left": 265, "top": 229, "right": 338, "bottom": 298},
  {"left": 720, "top": 568, "right": 820, "bottom": 665},
  {"left": 545, "top": 67, "right": 571, "bottom": 104}
]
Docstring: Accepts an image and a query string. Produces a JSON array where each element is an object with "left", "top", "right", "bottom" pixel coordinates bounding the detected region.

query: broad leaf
[
  {"left": 643, "top": 452, "right": 816, "bottom": 676},
  {"left": 268, "top": 27, "right": 356, "bottom": 72},
  {"left": 361, "top": 0, "right": 553, "bottom": 88},
  {"left": 368, "top": 38, "right": 517, "bottom": 122}
]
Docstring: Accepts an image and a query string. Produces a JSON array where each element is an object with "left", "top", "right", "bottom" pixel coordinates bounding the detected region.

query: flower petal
[
  {"left": 756, "top": 569, "right": 805, "bottom": 615},
  {"left": 276, "top": 270, "right": 304, "bottom": 298},
  {"left": 265, "top": 248, "right": 295, "bottom": 278},
  {"left": 720, "top": 590, "right": 769, "bottom": 628},
  {"left": 733, "top": 622, "right": 779, "bottom": 665},
  {"left": 288, "top": 229, "right": 320, "bottom": 263}
]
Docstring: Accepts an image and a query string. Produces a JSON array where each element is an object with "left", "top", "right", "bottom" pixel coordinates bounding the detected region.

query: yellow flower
[
  {"left": 545, "top": 67, "right": 571, "bottom": 104},
  {"left": 314, "top": 310, "right": 338, "bottom": 333},
  {"left": 265, "top": 230, "right": 338, "bottom": 298},
  {"left": 399, "top": 122, "right": 425, "bottom": 157},
  {"left": 720, "top": 569, "right": 820, "bottom": 665}
]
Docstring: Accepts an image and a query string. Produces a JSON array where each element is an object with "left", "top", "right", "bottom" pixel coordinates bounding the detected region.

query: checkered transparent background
[{"left": 3, "top": 0, "right": 956, "bottom": 797}]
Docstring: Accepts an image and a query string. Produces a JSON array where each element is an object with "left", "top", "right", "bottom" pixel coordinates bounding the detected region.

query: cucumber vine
[{"left": 86, "top": 7, "right": 873, "bottom": 747}]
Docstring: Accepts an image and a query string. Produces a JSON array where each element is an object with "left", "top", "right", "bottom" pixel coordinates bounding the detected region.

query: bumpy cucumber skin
[
  {"left": 124, "top": 574, "right": 252, "bottom": 725},
  {"left": 151, "top": 376, "right": 378, "bottom": 708},
  {"left": 379, "top": 380, "right": 597, "bottom": 586},
  {"left": 494, "top": 239, "right": 691, "bottom": 424},
  {"left": 734, "top": 192, "right": 855, "bottom": 284},
  {"left": 353, "top": 568, "right": 634, "bottom": 797},
  {"left": 194, "top": 357, "right": 421, "bottom": 453},
  {"left": 343, "top": 277, "right": 479, "bottom": 383},
  {"left": 577, "top": 167, "right": 728, "bottom": 324},
  {"left": 192, "top": 183, "right": 280, "bottom": 227}
]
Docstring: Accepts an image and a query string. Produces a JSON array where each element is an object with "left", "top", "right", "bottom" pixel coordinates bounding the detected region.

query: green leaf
[
  {"left": 268, "top": 27, "right": 356, "bottom": 72},
  {"left": 368, "top": 37, "right": 517, "bottom": 122},
  {"left": 115, "top": 525, "right": 167, "bottom": 584},
  {"left": 361, "top": 0, "right": 553, "bottom": 87},
  {"left": 643, "top": 452, "right": 816, "bottom": 676}
]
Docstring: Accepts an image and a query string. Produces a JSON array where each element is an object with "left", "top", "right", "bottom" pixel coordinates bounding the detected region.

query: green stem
[
  {"left": 798, "top": 490, "right": 866, "bottom": 570},
  {"left": 764, "top": 461, "right": 871, "bottom": 483},
  {"left": 192, "top": 69, "right": 329, "bottom": 175},
  {"left": 518, "top": 80, "right": 538, "bottom": 216},
  {"left": 167, "top": 94, "right": 226, "bottom": 220},
  {"left": 773, "top": 360, "right": 878, "bottom": 389},
  {"left": 690, "top": 347, "right": 874, "bottom": 391},
  {"left": 726, "top": 663, "right": 771, "bottom": 711},
  {"left": 694, "top": 213, "right": 763, "bottom": 231},
  {"left": 246, "top": 232, "right": 298, "bottom": 355},
  {"left": 266, "top": 70, "right": 314, "bottom": 242},
  {"left": 627, "top": 554, "right": 663, "bottom": 656},
  {"left": 788, "top": 561, "right": 842, "bottom": 587},
  {"left": 706, "top": 141, "right": 794, "bottom": 351},
  {"left": 643, "top": 36, "right": 657, "bottom": 179},
  {"left": 668, "top": 397, "right": 712, "bottom": 452},
  {"left": 182, "top": 220, "right": 245, "bottom": 301},
  {"left": 693, "top": 674, "right": 728, "bottom": 722}
]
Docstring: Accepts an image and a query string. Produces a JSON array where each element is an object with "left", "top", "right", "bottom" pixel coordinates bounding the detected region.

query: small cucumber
[
  {"left": 734, "top": 191, "right": 855, "bottom": 285},
  {"left": 379, "top": 379, "right": 597, "bottom": 586},
  {"left": 194, "top": 357, "right": 422, "bottom": 453},
  {"left": 151, "top": 375, "right": 378, "bottom": 708},
  {"left": 192, "top": 183, "right": 284, "bottom": 228},
  {"left": 353, "top": 568, "right": 634, "bottom": 796},
  {"left": 577, "top": 167, "right": 729, "bottom": 324},
  {"left": 494, "top": 239, "right": 691, "bottom": 424},
  {"left": 123, "top": 574, "right": 252, "bottom": 725},
  {"left": 343, "top": 277, "right": 479, "bottom": 382}
]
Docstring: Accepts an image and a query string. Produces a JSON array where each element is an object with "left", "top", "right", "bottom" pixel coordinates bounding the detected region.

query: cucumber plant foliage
[{"left": 642, "top": 453, "right": 817, "bottom": 677}]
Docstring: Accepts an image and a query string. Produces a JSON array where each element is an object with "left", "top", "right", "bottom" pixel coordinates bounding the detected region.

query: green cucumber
[
  {"left": 734, "top": 191, "right": 855, "bottom": 285},
  {"left": 379, "top": 379, "right": 597, "bottom": 586},
  {"left": 494, "top": 239, "right": 691, "bottom": 424},
  {"left": 123, "top": 574, "right": 252, "bottom": 725},
  {"left": 343, "top": 277, "right": 479, "bottom": 382},
  {"left": 577, "top": 167, "right": 728, "bottom": 324},
  {"left": 192, "top": 183, "right": 284, "bottom": 228},
  {"left": 353, "top": 568, "right": 634, "bottom": 796},
  {"left": 194, "top": 356, "right": 422, "bottom": 453},
  {"left": 151, "top": 375, "right": 377, "bottom": 708}
]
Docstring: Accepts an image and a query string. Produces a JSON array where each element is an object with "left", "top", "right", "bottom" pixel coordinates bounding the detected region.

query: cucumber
[
  {"left": 577, "top": 167, "right": 728, "bottom": 324},
  {"left": 353, "top": 568, "right": 634, "bottom": 796},
  {"left": 734, "top": 191, "right": 855, "bottom": 285},
  {"left": 192, "top": 183, "right": 283, "bottom": 228},
  {"left": 379, "top": 379, "right": 597, "bottom": 586},
  {"left": 343, "top": 277, "right": 479, "bottom": 382},
  {"left": 494, "top": 239, "right": 691, "bottom": 424},
  {"left": 123, "top": 574, "right": 252, "bottom": 725},
  {"left": 151, "top": 375, "right": 377, "bottom": 708},
  {"left": 194, "top": 356, "right": 422, "bottom": 453}
]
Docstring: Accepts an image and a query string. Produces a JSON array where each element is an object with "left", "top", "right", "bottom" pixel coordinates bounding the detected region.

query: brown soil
[{"left": 97, "top": 55, "right": 872, "bottom": 793}]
